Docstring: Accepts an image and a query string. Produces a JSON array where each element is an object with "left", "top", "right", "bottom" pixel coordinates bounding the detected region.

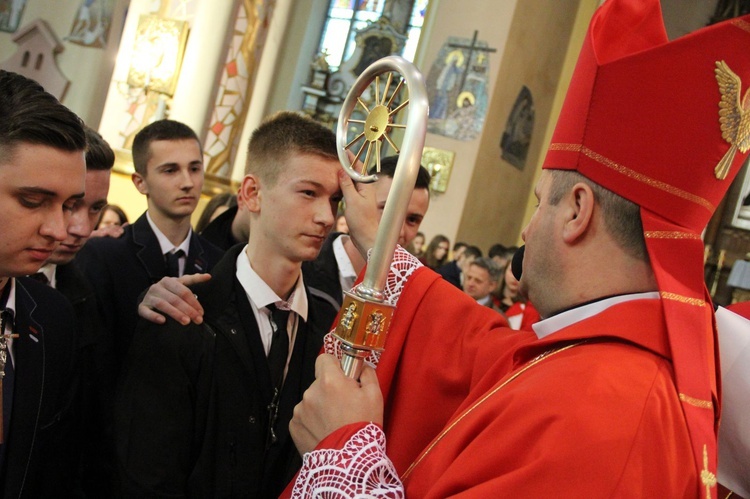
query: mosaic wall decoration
[
  {"left": 203, "top": 0, "right": 275, "bottom": 182},
  {"left": 66, "top": 0, "right": 115, "bottom": 48},
  {"left": 0, "top": 0, "right": 27, "bottom": 33},
  {"left": 426, "top": 31, "right": 495, "bottom": 141}
]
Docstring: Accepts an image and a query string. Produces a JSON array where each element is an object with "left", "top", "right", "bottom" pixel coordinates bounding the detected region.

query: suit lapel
[
  {"left": 131, "top": 214, "right": 168, "bottom": 282},
  {"left": 186, "top": 233, "right": 209, "bottom": 274},
  {"left": 198, "top": 246, "right": 275, "bottom": 403},
  {"left": 231, "top": 278, "right": 276, "bottom": 403},
  {"left": 7, "top": 280, "right": 45, "bottom": 472}
]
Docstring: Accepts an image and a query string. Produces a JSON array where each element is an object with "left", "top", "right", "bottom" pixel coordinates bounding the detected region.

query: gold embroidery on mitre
[
  {"left": 645, "top": 231, "right": 702, "bottom": 240},
  {"left": 679, "top": 393, "right": 714, "bottom": 409},
  {"left": 715, "top": 61, "right": 750, "bottom": 180},
  {"left": 548, "top": 144, "right": 715, "bottom": 212},
  {"left": 660, "top": 292, "right": 706, "bottom": 307},
  {"left": 701, "top": 444, "right": 717, "bottom": 499}
]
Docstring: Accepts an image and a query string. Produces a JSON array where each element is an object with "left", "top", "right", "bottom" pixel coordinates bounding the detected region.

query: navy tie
[
  {"left": 266, "top": 304, "right": 290, "bottom": 388},
  {"left": 165, "top": 250, "right": 185, "bottom": 278}
]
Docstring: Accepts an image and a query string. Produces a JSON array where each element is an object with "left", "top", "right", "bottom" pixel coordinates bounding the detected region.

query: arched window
[{"left": 318, "top": 0, "right": 429, "bottom": 72}]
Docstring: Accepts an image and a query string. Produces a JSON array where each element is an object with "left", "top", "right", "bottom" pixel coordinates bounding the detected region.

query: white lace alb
[{"left": 291, "top": 424, "right": 404, "bottom": 498}]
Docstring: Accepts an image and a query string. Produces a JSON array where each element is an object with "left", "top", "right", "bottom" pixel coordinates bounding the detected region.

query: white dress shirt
[{"left": 235, "top": 246, "right": 308, "bottom": 377}]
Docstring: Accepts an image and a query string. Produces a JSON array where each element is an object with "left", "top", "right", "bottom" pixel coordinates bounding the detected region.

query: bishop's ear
[{"left": 562, "top": 182, "right": 595, "bottom": 243}]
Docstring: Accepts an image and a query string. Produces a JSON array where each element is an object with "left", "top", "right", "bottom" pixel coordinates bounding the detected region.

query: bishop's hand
[
  {"left": 290, "top": 354, "right": 383, "bottom": 455},
  {"left": 338, "top": 168, "right": 380, "bottom": 261}
]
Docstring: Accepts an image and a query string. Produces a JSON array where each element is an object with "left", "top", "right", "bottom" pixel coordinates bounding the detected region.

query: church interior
[{"left": 1, "top": 0, "right": 749, "bottom": 305}]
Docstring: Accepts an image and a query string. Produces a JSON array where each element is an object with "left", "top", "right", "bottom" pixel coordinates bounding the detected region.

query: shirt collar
[
  {"left": 38, "top": 263, "right": 57, "bottom": 289},
  {"left": 532, "top": 291, "right": 660, "bottom": 339},
  {"left": 333, "top": 234, "right": 357, "bottom": 280},
  {"left": 146, "top": 211, "right": 192, "bottom": 256},
  {"left": 3, "top": 278, "right": 16, "bottom": 315},
  {"left": 476, "top": 295, "right": 493, "bottom": 306},
  {"left": 235, "top": 245, "right": 308, "bottom": 321}
]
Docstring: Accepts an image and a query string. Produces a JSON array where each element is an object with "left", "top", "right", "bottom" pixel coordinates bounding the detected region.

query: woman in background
[
  {"left": 406, "top": 231, "right": 425, "bottom": 259},
  {"left": 97, "top": 204, "right": 128, "bottom": 229},
  {"left": 420, "top": 234, "right": 450, "bottom": 270}
]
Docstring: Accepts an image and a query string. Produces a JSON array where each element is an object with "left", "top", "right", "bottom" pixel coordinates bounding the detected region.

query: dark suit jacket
[
  {"left": 77, "top": 212, "right": 223, "bottom": 377},
  {"left": 1, "top": 278, "right": 77, "bottom": 498},
  {"left": 200, "top": 205, "right": 240, "bottom": 252},
  {"left": 56, "top": 262, "right": 116, "bottom": 497},
  {"left": 301, "top": 231, "right": 344, "bottom": 331},
  {"left": 436, "top": 260, "right": 462, "bottom": 289},
  {"left": 116, "top": 244, "right": 330, "bottom": 498}
]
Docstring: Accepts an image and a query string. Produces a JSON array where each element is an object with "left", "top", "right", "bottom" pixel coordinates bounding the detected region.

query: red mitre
[{"left": 543, "top": 0, "right": 750, "bottom": 496}]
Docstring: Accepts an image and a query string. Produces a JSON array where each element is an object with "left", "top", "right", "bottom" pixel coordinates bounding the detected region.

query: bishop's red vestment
[{"left": 288, "top": 256, "right": 699, "bottom": 497}]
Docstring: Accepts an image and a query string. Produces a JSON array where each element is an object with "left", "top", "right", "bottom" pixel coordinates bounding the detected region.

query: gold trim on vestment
[
  {"left": 679, "top": 393, "right": 714, "bottom": 410},
  {"left": 701, "top": 444, "right": 717, "bottom": 498},
  {"left": 660, "top": 292, "right": 707, "bottom": 307},
  {"left": 402, "top": 341, "right": 585, "bottom": 481},
  {"left": 548, "top": 144, "right": 715, "bottom": 212},
  {"left": 644, "top": 231, "right": 702, "bottom": 240}
]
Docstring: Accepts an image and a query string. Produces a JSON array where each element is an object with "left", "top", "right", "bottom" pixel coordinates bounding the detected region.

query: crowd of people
[{"left": 0, "top": 0, "right": 748, "bottom": 497}]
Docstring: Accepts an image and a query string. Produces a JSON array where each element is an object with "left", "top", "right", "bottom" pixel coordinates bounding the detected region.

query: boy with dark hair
[
  {"left": 0, "top": 69, "right": 86, "bottom": 497},
  {"left": 131, "top": 118, "right": 201, "bottom": 176},
  {"left": 138, "top": 154, "right": 433, "bottom": 331},
  {"left": 116, "top": 111, "right": 343, "bottom": 497},
  {"left": 77, "top": 119, "right": 223, "bottom": 378},
  {"left": 34, "top": 126, "right": 117, "bottom": 496}
]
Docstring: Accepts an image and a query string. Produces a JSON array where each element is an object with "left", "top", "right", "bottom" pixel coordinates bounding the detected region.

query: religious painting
[
  {"left": 500, "top": 86, "right": 535, "bottom": 170},
  {"left": 66, "top": 0, "right": 115, "bottom": 48},
  {"left": 0, "top": 0, "right": 27, "bottom": 33},
  {"left": 730, "top": 158, "right": 750, "bottom": 230},
  {"left": 426, "top": 32, "right": 495, "bottom": 141},
  {"left": 421, "top": 147, "right": 455, "bottom": 193}
]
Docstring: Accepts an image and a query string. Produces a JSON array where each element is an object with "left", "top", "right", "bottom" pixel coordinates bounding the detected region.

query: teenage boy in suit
[
  {"left": 138, "top": 155, "right": 432, "bottom": 330},
  {"left": 35, "top": 126, "right": 117, "bottom": 496},
  {"left": 116, "top": 111, "right": 343, "bottom": 497},
  {"left": 78, "top": 119, "right": 223, "bottom": 378},
  {"left": 0, "top": 70, "right": 86, "bottom": 497}
]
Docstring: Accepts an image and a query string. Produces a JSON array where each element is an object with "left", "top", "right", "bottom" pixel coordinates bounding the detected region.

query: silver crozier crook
[{"left": 333, "top": 55, "right": 428, "bottom": 379}]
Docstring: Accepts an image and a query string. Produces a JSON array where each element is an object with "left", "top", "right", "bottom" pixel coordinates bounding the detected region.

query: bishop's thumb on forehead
[{"left": 511, "top": 245, "right": 525, "bottom": 281}]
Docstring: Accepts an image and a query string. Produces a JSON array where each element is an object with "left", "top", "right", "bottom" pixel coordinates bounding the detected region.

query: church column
[{"left": 169, "top": 0, "right": 238, "bottom": 134}]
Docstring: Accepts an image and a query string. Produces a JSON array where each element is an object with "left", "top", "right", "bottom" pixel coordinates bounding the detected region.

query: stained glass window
[{"left": 318, "top": 0, "right": 429, "bottom": 72}]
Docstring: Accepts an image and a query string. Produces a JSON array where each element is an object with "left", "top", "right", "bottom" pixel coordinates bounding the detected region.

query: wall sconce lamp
[
  {"left": 126, "top": 14, "right": 189, "bottom": 97},
  {"left": 421, "top": 146, "right": 455, "bottom": 194}
]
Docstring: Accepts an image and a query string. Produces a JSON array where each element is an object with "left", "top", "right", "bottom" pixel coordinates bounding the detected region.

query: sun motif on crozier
[{"left": 344, "top": 72, "right": 410, "bottom": 175}]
